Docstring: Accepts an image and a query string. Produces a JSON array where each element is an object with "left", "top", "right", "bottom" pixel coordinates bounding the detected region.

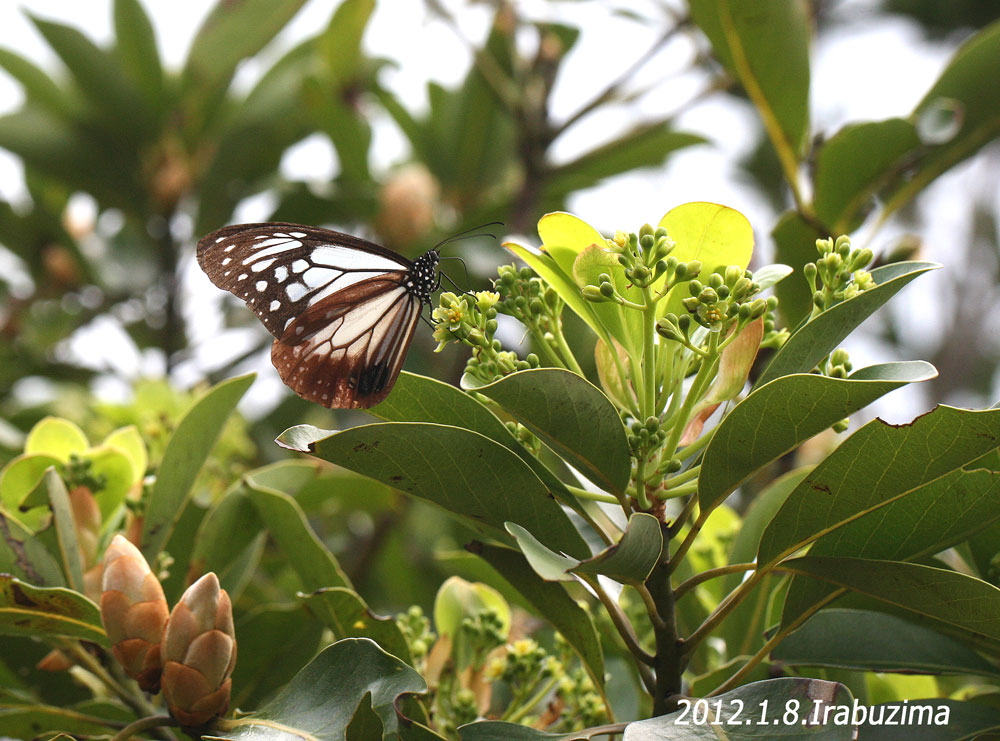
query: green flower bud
[
  {"left": 639, "top": 223, "right": 655, "bottom": 239},
  {"left": 688, "top": 280, "right": 704, "bottom": 296},
  {"left": 852, "top": 248, "right": 874, "bottom": 271},
  {"left": 529, "top": 297, "right": 544, "bottom": 314},
  {"left": 486, "top": 319, "right": 498, "bottom": 334},
  {"left": 766, "top": 296, "right": 779, "bottom": 310},
  {"left": 527, "top": 353, "right": 540, "bottom": 368},
  {"left": 717, "top": 285, "right": 730, "bottom": 299},
  {"left": 519, "top": 267, "right": 533, "bottom": 280},
  {"left": 617, "top": 254, "right": 630, "bottom": 267},
  {"left": 832, "top": 418, "right": 849, "bottom": 434},
  {"left": 640, "top": 233, "right": 655, "bottom": 251},
  {"left": 750, "top": 298, "right": 767, "bottom": 318},
  {"left": 698, "top": 287, "right": 719, "bottom": 304},
  {"left": 654, "top": 226, "right": 668, "bottom": 239},
  {"left": 738, "top": 303, "right": 752, "bottom": 319},
  {"left": 724, "top": 265, "right": 743, "bottom": 285},
  {"left": 630, "top": 421, "right": 642, "bottom": 434},
  {"left": 803, "top": 262, "right": 818, "bottom": 283},
  {"left": 682, "top": 296, "right": 700, "bottom": 313},
  {"left": 583, "top": 285, "right": 606, "bottom": 302},
  {"left": 599, "top": 281, "right": 615, "bottom": 298},
  {"left": 707, "top": 273, "right": 724, "bottom": 289},
  {"left": 812, "top": 291, "right": 825, "bottom": 308},
  {"left": 686, "top": 260, "right": 702, "bottom": 277},
  {"left": 665, "top": 458, "right": 682, "bottom": 473},
  {"left": 677, "top": 314, "right": 691, "bottom": 331}
]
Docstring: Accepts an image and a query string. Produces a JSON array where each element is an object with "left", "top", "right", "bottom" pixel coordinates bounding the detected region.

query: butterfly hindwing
[
  {"left": 270, "top": 273, "right": 422, "bottom": 408},
  {"left": 197, "top": 222, "right": 413, "bottom": 339}
]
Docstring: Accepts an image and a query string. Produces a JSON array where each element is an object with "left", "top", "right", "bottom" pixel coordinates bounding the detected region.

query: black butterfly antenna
[{"left": 433, "top": 221, "right": 504, "bottom": 251}]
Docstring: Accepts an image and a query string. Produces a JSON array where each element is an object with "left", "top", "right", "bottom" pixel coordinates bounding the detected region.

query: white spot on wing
[
  {"left": 256, "top": 280, "right": 267, "bottom": 291},
  {"left": 312, "top": 245, "right": 406, "bottom": 271},
  {"left": 286, "top": 283, "right": 307, "bottom": 302},
  {"left": 274, "top": 266, "right": 288, "bottom": 282},
  {"left": 238, "top": 273, "right": 248, "bottom": 281},
  {"left": 270, "top": 300, "right": 281, "bottom": 311},
  {"left": 292, "top": 260, "right": 309, "bottom": 273},
  {"left": 303, "top": 267, "right": 339, "bottom": 288},
  {"left": 251, "top": 258, "right": 276, "bottom": 272}
]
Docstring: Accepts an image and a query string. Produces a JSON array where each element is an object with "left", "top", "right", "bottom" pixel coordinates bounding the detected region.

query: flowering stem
[
  {"left": 565, "top": 484, "right": 619, "bottom": 505},
  {"left": 640, "top": 286, "right": 658, "bottom": 419},
  {"left": 59, "top": 640, "right": 154, "bottom": 719},
  {"left": 675, "top": 426, "right": 715, "bottom": 461},
  {"left": 505, "top": 675, "right": 560, "bottom": 723},
  {"left": 527, "top": 324, "right": 566, "bottom": 368},
  {"left": 655, "top": 481, "right": 697, "bottom": 500},
  {"left": 110, "top": 716, "right": 178, "bottom": 741},
  {"left": 582, "top": 575, "right": 656, "bottom": 674},
  {"left": 661, "top": 332, "right": 719, "bottom": 463},
  {"left": 664, "top": 464, "right": 700, "bottom": 487},
  {"left": 551, "top": 319, "right": 585, "bottom": 375}
]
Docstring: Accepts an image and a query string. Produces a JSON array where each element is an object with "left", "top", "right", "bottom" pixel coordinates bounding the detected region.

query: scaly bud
[
  {"left": 161, "top": 573, "right": 236, "bottom": 727},
  {"left": 100, "top": 535, "right": 169, "bottom": 692}
]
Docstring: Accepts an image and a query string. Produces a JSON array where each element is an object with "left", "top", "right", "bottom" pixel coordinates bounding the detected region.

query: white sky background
[{"left": 0, "top": 0, "right": 997, "bottom": 421}]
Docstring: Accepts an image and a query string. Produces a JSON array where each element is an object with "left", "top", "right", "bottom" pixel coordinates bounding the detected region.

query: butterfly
[{"left": 197, "top": 222, "right": 440, "bottom": 409}]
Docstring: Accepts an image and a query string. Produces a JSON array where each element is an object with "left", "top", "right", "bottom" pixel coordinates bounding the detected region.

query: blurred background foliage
[{"left": 0, "top": 0, "right": 997, "bottom": 626}]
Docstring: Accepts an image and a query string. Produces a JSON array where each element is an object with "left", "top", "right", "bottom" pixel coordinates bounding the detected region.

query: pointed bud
[
  {"left": 100, "top": 535, "right": 169, "bottom": 692},
  {"left": 161, "top": 573, "right": 236, "bottom": 727}
]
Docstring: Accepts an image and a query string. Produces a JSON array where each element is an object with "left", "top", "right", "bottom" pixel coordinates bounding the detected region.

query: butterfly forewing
[
  {"left": 198, "top": 221, "right": 437, "bottom": 409},
  {"left": 197, "top": 222, "right": 413, "bottom": 339}
]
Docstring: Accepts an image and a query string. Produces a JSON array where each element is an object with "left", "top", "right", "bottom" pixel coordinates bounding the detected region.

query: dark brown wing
[
  {"left": 197, "top": 222, "right": 412, "bottom": 339},
  {"left": 270, "top": 272, "right": 422, "bottom": 409}
]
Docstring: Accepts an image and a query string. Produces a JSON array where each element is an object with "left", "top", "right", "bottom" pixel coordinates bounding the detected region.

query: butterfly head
[{"left": 410, "top": 249, "right": 441, "bottom": 303}]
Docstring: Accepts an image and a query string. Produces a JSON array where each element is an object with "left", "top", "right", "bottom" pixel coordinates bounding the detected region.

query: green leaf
[
  {"left": 882, "top": 21, "right": 1000, "bottom": 224},
  {"left": 317, "top": 0, "right": 374, "bottom": 83},
  {"left": 757, "top": 261, "right": 941, "bottom": 386},
  {"left": 0, "top": 575, "right": 105, "bottom": 644},
  {"left": 230, "top": 603, "right": 324, "bottom": 711},
  {"left": 0, "top": 513, "right": 64, "bottom": 587},
  {"left": 188, "top": 485, "right": 261, "bottom": 599},
  {"left": 0, "top": 454, "right": 61, "bottom": 513},
  {"left": 113, "top": 0, "right": 163, "bottom": 106},
  {"left": 688, "top": 0, "right": 811, "bottom": 159},
  {"left": 141, "top": 373, "right": 254, "bottom": 561},
  {"left": 760, "top": 405, "right": 1000, "bottom": 569},
  {"left": 0, "top": 48, "right": 70, "bottom": 117},
  {"left": 548, "top": 125, "right": 705, "bottom": 197},
  {"left": 856, "top": 699, "right": 1000, "bottom": 740},
  {"left": 774, "top": 609, "right": 1000, "bottom": 678},
  {"left": 101, "top": 425, "right": 147, "bottom": 485},
  {"left": 28, "top": 13, "right": 151, "bottom": 140},
  {"left": 658, "top": 202, "right": 755, "bottom": 318},
  {"left": 720, "top": 468, "right": 810, "bottom": 658},
  {"left": 42, "top": 469, "right": 84, "bottom": 593},
  {"left": 473, "top": 369, "right": 631, "bottom": 496},
  {"left": 469, "top": 541, "right": 605, "bottom": 694},
  {"left": 301, "top": 587, "right": 411, "bottom": 663},
  {"left": 277, "top": 422, "right": 590, "bottom": 559},
  {"left": 813, "top": 119, "right": 921, "bottom": 233},
  {"left": 505, "top": 522, "right": 578, "bottom": 582},
  {"left": 86, "top": 447, "right": 135, "bottom": 522},
  {"left": 771, "top": 212, "right": 825, "bottom": 326},
  {"left": 181, "top": 0, "right": 309, "bottom": 131},
  {"left": 572, "top": 513, "right": 662, "bottom": 582},
  {"left": 0, "top": 704, "right": 118, "bottom": 738},
  {"left": 781, "top": 557, "right": 1000, "bottom": 654},
  {"left": 244, "top": 475, "right": 351, "bottom": 591},
  {"left": 209, "top": 638, "right": 425, "bottom": 740},
  {"left": 459, "top": 723, "right": 579, "bottom": 740},
  {"left": 699, "top": 361, "right": 937, "bottom": 512},
  {"left": 24, "top": 417, "right": 88, "bottom": 462},
  {"left": 780, "top": 465, "right": 1000, "bottom": 627},
  {"left": 622, "top": 677, "right": 853, "bottom": 739}
]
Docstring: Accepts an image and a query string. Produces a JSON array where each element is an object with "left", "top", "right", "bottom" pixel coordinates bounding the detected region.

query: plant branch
[
  {"left": 681, "top": 571, "right": 764, "bottom": 664},
  {"left": 566, "top": 484, "right": 620, "bottom": 505},
  {"left": 111, "top": 716, "right": 178, "bottom": 741},
  {"left": 673, "top": 562, "right": 756, "bottom": 601},
  {"left": 585, "top": 576, "right": 656, "bottom": 671},
  {"left": 646, "top": 529, "right": 683, "bottom": 715},
  {"left": 666, "top": 494, "right": 698, "bottom": 540}
]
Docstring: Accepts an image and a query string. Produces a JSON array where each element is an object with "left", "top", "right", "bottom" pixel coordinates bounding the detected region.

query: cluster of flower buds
[
  {"left": 582, "top": 225, "right": 702, "bottom": 304},
  {"left": 485, "top": 637, "right": 549, "bottom": 685},
  {"left": 432, "top": 290, "right": 540, "bottom": 384},
  {"left": 396, "top": 604, "right": 436, "bottom": 669},
  {"left": 626, "top": 415, "right": 667, "bottom": 456},
  {"left": 495, "top": 264, "right": 562, "bottom": 332},
  {"left": 98, "top": 535, "right": 236, "bottom": 727},
  {"left": 804, "top": 235, "right": 875, "bottom": 312}
]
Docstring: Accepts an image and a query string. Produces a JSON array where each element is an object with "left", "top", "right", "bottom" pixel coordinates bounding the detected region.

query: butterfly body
[{"left": 197, "top": 222, "right": 439, "bottom": 409}]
